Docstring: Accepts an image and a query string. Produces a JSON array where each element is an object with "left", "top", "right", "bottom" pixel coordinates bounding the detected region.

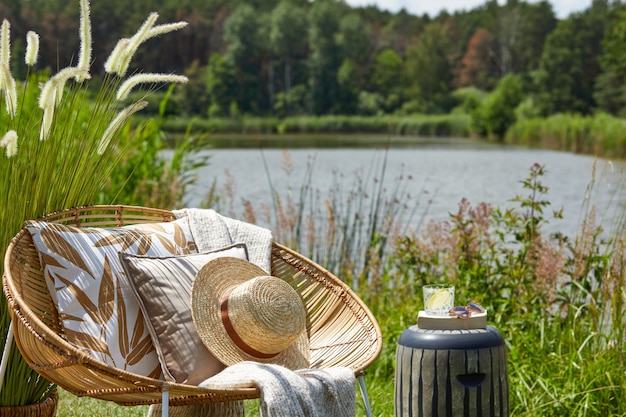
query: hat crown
[
  {"left": 192, "top": 256, "right": 310, "bottom": 369},
  {"left": 224, "top": 276, "right": 306, "bottom": 356}
]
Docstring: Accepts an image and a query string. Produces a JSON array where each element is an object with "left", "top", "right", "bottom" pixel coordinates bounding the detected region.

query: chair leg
[
  {"left": 357, "top": 374, "right": 373, "bottom": 417},
  {"left": 161, "top": 389, "right": 169, "bottom": 417}
]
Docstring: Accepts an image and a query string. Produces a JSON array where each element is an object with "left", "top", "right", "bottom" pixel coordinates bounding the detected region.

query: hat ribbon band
[{"left": 220, "top": 290, "right": 279, "bottom": 360}]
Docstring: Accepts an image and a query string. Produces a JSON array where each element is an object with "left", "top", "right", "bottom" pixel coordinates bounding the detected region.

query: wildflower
[
  {"left": 116, "top": 73, "right": 188, "bottom": 100},
  {"left": 0, "top": 130, "right": 18, "bottom": 157},
  {"left": 75, "top": 0, "right": 92, "bottom": 81},
  {"left": 97, "top": 100, "right": 148, "bottom": 154},
  {"left": 532, "top": 236, "right": 565, "bottom": 304},
  {"left": 25, "top": 31, "right": 39, "bottom": 66}
]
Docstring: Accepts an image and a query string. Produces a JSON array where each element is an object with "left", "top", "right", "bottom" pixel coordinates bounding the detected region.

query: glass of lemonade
[{"left": 423, "top": 284, "right": 455, "bottom": 316}]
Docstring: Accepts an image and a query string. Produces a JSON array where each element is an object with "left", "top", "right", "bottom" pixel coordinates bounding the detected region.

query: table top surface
[{"left": 398, "top": 325, "right": 505, "bottom": 350}]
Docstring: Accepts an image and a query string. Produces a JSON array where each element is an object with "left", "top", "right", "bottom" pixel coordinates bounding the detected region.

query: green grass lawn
[{"left": 56, "top": 382, "right": 389, "bottom": 416}]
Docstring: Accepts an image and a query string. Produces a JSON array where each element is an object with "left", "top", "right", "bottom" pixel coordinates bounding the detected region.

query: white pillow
[{"left": 26, "top": 218, "right": 197, "bottom": 378}]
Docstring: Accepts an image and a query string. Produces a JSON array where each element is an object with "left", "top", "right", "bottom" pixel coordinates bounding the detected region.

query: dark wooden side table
[{"left": 395, "top": 325, "right": 509, "bottom": 417}]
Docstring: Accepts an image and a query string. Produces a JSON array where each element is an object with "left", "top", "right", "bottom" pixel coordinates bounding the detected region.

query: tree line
[{"left": 3, "top": 0, "right": 626, "bottom": 124}]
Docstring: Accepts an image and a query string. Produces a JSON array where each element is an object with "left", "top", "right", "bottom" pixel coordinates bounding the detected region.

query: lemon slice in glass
[{"left": 426, "top": 289, "right": 453, "bottom": 310}]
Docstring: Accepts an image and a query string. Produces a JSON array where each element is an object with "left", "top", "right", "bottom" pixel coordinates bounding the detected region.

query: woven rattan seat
[{"left": 3, "top": 205, "right": 382, "bottom": 413}]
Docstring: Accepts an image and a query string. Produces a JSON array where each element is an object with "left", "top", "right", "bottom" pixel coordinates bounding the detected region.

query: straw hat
[{"left": 191, "top": 257, "right": 309, "bottom": 370}]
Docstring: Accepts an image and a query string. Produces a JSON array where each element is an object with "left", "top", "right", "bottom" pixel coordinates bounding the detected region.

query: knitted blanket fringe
[
  {"left": 199, "top": 362, "right": 356, "bottom": 417},
  {"left": 147, "top": 361, "right": 357, "bottom": 417}
]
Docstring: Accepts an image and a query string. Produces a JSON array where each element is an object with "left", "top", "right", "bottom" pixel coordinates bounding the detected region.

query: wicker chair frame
[{"left": 3, "top": 205, "right": 382, "bottom": 413}]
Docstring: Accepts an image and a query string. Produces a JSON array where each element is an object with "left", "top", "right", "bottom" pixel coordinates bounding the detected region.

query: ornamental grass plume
[
  {"left": 0, "top": 130, "right": 17, "bottom": 157},
  {"left": 75, "top": 0, "right": 91, "bottom": 81},
  {"left": 116, "top": 73, "right": 189, "bottom": 100},
  {"left": 25, "top": 31, "right": 39, "bottom": 66},
  {"left": 0, "top": 19, "right": 9, "bottom": 65},
  {"left": 0, "top": 0, "right": 187, "bottom": 407},
  {"left": 104, "top": 13, "right": 188, "bottom": 77}
]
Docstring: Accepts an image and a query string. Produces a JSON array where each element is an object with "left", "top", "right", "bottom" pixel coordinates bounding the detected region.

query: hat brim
[{"left": 191, "top": 257, "right": 310, "bottom": 370}]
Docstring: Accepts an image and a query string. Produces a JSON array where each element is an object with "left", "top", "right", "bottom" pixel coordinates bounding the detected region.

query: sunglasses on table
[{"left": 449, "top": 302, "right": 485, "bottom": 318}]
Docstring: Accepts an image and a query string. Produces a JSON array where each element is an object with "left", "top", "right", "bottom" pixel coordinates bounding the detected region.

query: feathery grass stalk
[
  {"left": 25, "top": 31, "right": 39, "bottom": 66},
  {"left": 0, "top": 130, "right": 17, "bottom": 157},
  {"left": 0, "top": 20, "right": 9, "bottom": 65},
  {"left": 0, "top": 64, "right": 17, "bottom": 117},
  {"left": 116, "top": 74, "right": 188, "bottom": 100},
  {"left": 104, "top": 13, "right": 186, "bottom": 77},
  {"left": 0, "top": 0, "right": 188, "bottom": 407},
  {"left": 115, "top": 13, "right": 159, "bottom": 76},
  {"left": 147, "top": 22, "right": 189, "bottom": 39},
  {"left": 104, "top": 39, "right": 129, "bottom": 73},
  {"left": 75, "top": 0, "right": 91, "bottom": 81},
  {"left": 97, "top": 100, "right": 148, "bottom": 154}
]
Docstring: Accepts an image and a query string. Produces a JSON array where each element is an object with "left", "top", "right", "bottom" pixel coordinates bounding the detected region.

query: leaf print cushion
[
  {"left": 119, "top": 244, "right": 249, "bottom": 385},
  {"left": 26, "top": 218, "right": 197, "bottom": 378}
]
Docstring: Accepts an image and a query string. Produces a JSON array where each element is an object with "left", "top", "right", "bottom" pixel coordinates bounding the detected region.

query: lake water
[{"left": 170, "top": 136, "right": 625, "bottom": 238}]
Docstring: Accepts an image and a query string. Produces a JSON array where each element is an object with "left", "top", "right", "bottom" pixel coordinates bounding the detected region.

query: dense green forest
[{"left": 2, "top": 0, "right": 626, "bottom": 124}]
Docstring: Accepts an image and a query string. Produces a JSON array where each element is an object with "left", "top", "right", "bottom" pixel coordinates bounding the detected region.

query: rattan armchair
[{"left": 3, "top": 205, "right": 382, "bottom": 416}]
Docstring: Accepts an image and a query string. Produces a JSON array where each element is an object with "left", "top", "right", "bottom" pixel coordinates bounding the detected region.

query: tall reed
[{"left": 206, "top": 147, "right": 431, "bottom": 289}]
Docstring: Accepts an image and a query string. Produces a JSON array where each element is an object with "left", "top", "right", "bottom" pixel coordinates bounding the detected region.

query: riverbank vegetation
[
  {"left": 161, "top": 113, "right": 472, "bottom": 137},
  {"left": 506, "top": 112, "right": 626, "bottom": 159},
  {"left": 207, "top": 154, "right": 626, "bottom": 416}
]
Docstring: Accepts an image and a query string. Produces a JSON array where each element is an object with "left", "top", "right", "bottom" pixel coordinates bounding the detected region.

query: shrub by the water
[{"left": 506, "top": 112, "right": 626, "bottom": 159}]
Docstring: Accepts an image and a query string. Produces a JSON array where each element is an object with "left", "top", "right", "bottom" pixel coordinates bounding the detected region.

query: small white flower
[
  {"left": 1, "top": 19, "right": 10, "bottom": 66},
  {"left": 116, "top": 73, "right": 188, "bottom": 100},
  {"left": 97, "top": 100, "right": 148, "bottom": 154},
  {"left": 25, "top": 31, "right": 39, "bottom": 66},
  {"left": 0, "top": 129, "right": 18, "bottom": 157},
  {"left": 75, "top": 0, "right": 92, "bottom": 81}
]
